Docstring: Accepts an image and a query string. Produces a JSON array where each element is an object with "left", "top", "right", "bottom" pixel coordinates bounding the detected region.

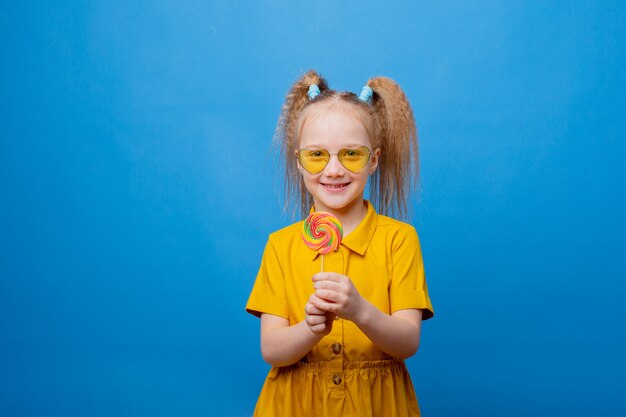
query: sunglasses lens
[
  {"left": 299, "top": 149, "right": 330, "bottom": 174},
  {"left": 298, "top": 146, "right": 371, "bottom": 174},
  {"left": 338, "top": 146, "right": 371, "bottom": 172}
]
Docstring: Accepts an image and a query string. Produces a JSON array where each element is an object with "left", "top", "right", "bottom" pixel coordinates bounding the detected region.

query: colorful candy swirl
[{"left": 301, "top": 212, "right": 343, "bottom": 255}]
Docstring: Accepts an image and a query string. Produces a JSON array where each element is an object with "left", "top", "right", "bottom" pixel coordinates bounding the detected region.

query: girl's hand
[
  {"left": 304, "top": 295, "right": 336, "bottom": 335},
  {"left": 311, "top": 272, "right": 365, "bottom": 323}
]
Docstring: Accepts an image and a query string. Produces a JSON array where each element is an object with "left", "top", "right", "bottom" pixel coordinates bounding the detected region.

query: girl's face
[{"left": 297, "top": 105, "right": 380, "bottom": 216}]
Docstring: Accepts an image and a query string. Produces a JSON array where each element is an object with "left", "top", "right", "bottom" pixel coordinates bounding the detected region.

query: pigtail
[
  {"left": 367, "top": 77, "right": 419, "bottom": 220},
  {"left": 274, "top": 70, "right": 329, "bottom": 218}
]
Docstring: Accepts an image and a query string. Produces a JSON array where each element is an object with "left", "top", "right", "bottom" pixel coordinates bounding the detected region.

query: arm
[
  {"left": 357, "top": 303, "right": 422, "bottom": 359},
  {"left": 260, "top": 310, "right": 332, "bottom": 367},
  {"left": 311, "top": 273, "right": 423, "bottom": 359}
]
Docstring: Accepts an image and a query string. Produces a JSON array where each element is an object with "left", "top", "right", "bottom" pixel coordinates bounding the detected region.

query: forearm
[
  {"left": 311, "top": 273, "right": 423, "bottom": 359},
  {"left": 354, "top": 302, "right": 422, "bottom": 359},
  {"left": 261, "top": 318, "right": 323, "bottom": 367}
]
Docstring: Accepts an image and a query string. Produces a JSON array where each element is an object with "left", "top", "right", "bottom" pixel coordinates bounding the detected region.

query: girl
[{"left": 246, "top": 70, "right": 434, "bottom": 417}]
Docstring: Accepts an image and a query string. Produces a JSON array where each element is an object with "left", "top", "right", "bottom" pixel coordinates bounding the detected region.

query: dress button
[
  {"left": 332, "top": 374, "right": 342, "bottom": 385},
  {"left": 331, "top": 343, "right": 342, "bottom": 354}
]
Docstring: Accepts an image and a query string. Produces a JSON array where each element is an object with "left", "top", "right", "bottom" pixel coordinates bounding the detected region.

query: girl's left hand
[{"left": 311, "top": 272, "right": 365, "bottom": 323}]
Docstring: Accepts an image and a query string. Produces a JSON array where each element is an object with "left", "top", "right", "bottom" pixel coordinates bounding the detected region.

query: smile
[{"left": 321, "top": 182, "right": 350, "bottom": 192}]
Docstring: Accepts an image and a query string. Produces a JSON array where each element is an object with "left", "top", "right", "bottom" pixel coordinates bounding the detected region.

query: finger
[
  {"left": 310, "top": 292, "right": 338, "bottom": 308},
  {"left": 305, "top": 302, "right": 326, "bottom": 315},
  {"left": 310, "top": 293, "right": 331, "bottom": 304},
  {"left": 313, "top": 280, "right": 341, "bottom": 291},
  {"left": 309, "top": 294, "right": 332, "bottom": 311},
  {"left": 306, "top": 314, "right": 326, "bottom": 326},
  {"left": 312, "top": 272, "right": 343, "bottom": 283},
  {"left": 310, "top": 296, "right": 337, "bottom": 313},
  {"left": 309, "top": 323, "right": 327, "bottom": 333},
  {"left": 315, "top": 289, "right": 342, "bottom": 303}
]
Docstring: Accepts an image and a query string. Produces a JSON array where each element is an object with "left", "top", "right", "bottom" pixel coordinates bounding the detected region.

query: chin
[{"left": 316, "top": 196, "right": 364, "bottom": 212}]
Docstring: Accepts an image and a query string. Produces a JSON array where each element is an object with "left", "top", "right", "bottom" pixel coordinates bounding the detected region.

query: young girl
[{"left": 246, "top": 70, "right": 434, "bottom": 417}]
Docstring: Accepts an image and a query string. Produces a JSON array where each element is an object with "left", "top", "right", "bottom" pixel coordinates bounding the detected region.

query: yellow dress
[{"left": 246, "top": 201, "right": 434, "bottom": 417}]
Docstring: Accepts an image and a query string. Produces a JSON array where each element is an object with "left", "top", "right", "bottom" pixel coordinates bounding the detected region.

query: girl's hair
[{"left": 274, "top": 69, "right": 418, "bottom": 220}]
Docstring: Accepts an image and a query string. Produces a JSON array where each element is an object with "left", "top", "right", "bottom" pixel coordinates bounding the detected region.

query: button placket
[{"left": 324, "top": 247, "right": 346, "bottom": 392}]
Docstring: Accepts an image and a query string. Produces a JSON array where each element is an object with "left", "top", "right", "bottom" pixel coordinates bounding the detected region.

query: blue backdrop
[{"left": 2, "top": 1, "right": 625, "bottom": 416}]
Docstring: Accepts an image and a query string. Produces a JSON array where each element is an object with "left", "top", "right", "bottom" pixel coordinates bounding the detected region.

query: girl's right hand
[{"left": 305, "top": 295, "right": 336, "bottom": 335}]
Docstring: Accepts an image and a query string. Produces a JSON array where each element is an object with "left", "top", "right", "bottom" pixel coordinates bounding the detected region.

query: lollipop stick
[{"left": 321, "top": 254, "right": 324, "bottom": 273}]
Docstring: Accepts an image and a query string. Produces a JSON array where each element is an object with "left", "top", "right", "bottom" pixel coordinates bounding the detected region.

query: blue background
[{"left": 2, "top": 1, "right": 625, "bottom": 416}]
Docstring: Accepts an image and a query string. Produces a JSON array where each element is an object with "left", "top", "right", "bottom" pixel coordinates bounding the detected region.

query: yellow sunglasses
[{"left": 296, "top": 146, "right": 372, "bottom": 174}]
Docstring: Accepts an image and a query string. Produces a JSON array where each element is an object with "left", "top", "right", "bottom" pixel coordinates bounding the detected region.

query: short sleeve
[
  {"left": 245, "top": 236, "right": 289, "bottom": 319},
  {"left": 389, "top": 227, "right": 434, "bottom": 320}
]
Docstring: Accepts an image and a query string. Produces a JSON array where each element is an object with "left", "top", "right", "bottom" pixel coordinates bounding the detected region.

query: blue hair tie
[
  {"left": 308, "top": 85, "right": 321, "bottom": 100},
  {"left": 358, "top": 85, "right": 373, "bottom": 102}
]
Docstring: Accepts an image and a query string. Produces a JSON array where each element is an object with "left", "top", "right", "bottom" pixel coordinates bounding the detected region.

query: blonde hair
[{"left": 274, "top": 70, "right": 418, "bottom": 220}]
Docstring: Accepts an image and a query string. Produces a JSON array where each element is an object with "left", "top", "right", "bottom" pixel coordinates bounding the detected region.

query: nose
[{"left": 323, "top": 153, "right": 345, "bottom": 177}]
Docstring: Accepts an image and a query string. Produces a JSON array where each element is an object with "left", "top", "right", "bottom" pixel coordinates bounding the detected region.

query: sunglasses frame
[{"left": 296, "top": 146, "right": 372, "bottom": 174}]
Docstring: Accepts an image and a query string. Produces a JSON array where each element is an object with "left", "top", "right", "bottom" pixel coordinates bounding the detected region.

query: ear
[
  {"left": 369, "top": 147, "right": 381, "bottom": 175},
  {"left": 295, "top": 149, "right": 304, "bottom": 173}
]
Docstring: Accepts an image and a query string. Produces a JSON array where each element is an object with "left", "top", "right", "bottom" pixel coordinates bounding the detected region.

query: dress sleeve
[
  {"left": 245, "top": 236, "right": 289, "bottom": 319},
  {"left": 389, "top": 226, "right": 434, "bottom": 320}
]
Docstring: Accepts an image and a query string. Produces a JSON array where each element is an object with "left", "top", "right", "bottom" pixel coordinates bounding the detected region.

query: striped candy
[{"left": 301, "top": 212, "right": 343, "bottom": 255}]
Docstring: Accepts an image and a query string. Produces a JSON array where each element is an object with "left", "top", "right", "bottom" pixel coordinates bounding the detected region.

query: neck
[{"left": 313, "top": 199, "right": 368, "bottom": 237}]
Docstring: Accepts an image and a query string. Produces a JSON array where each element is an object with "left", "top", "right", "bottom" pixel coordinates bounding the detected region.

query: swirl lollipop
[{"left": 302, "top": 211, "right": 343, "bottom": 271}]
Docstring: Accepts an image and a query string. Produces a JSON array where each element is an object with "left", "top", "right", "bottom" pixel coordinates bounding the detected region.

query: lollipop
[{"left": 302, "top": 211, "right": 343, "bottom": 271}]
